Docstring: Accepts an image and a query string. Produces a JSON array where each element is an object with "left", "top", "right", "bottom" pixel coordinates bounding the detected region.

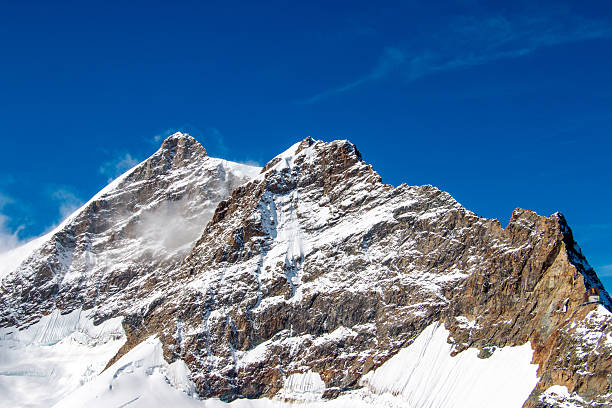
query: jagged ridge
[{"left": 101, "top": 137, "right": 610, "bottom": 406}]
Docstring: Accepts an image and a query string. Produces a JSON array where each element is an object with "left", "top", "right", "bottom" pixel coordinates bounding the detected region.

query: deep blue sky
[{"left": 1, "top": 1, "right": 611, "bottom": 290}]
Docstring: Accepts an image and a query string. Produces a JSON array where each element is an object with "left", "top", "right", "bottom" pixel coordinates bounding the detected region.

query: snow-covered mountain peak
[
  {"left": 260, "top": 137, "right": 359, "bottom": 171},
  {"left": 123, "top": 134, "right": 611, "bottom": 405},
  {"left": 1, "top": 136, "right": 611, "bottom": 407},
  {"left": 260, "top": 137, "right": 314, "bottom": 173},
  {"left": 149, "top": 131, "right": 208, "bottom": 171},
  {"left": 160, "top": 131, "right": 201, "bottom": 149},
  {"left": 0, "top": 135, "right": 260, "bottom": 328}
]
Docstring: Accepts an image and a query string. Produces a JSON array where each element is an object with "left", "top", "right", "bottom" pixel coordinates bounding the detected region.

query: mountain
[
  {"left": 0, "top": 133, "right": 259, "bottom": 326},
  {"left": 0, "top": 134, "right": 610, "bottom": 408},
  {"left": 0, "top": 133, "right": 259, "bottom": 407}
]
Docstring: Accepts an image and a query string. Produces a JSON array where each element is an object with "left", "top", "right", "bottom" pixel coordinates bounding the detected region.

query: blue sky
[{"left": 1, "top": 1, "right": 611, "bottom": 290}]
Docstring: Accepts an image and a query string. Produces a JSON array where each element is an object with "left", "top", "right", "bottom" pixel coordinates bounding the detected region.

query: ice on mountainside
[
  {"left": 50, "top": 322, "right": 538, "bottom": 408},
  {"left": 52, "top": 336, "right": 202, "bottom": 408},
  {"left": 0, "top": 309, "right": 125, "bottom": 408},
  {"left": 1, "top": 134, "right": 611, "bottom": 407},
  {"left": 276, "top": 371, "right": 326, "bottom": 402},
  {"left": 359, "top": 323, "right": 538, "bottom": 408}
]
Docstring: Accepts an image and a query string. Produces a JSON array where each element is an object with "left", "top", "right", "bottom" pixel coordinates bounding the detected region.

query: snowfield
[
  {"left": 42, "top": 322, "right": 537, "bottom": 408},
  {"left": 357, "top": 323, "right": 539, "bottom": 408},
  {"left": 53, "top": 337, "right": 200, "bottom": 408},
  {"left": 0, "top": 309, "right": 125, "bottom": 408}
]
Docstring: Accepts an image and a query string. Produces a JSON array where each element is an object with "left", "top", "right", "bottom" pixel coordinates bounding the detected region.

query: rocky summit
[{"left": 0, "top": 133, "right": 610, "bottom": 408}]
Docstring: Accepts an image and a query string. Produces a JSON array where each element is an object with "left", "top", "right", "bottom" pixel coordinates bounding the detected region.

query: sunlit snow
[
  {"left": 49, "top": 322, "right": 538, "bottom": 408},
  {"left": 0, "top": 309, "right": 125, "bottom": 408}
]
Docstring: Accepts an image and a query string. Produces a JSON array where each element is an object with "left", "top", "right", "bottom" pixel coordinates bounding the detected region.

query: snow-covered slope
[
  {"left": 359, "top": 323, "right": 539, "bottom": 408},
  {"left": 53, "top": 336, "right": 201, "bottom": 408},
  {"left": 52, "top": 322, "right": 538, "bottom": 408},
  {"left": 0, "top": 235, "right": 48, "bottom": 281},
  {"left": 0, "top": 309, "right": 125, "bottom": 408}
]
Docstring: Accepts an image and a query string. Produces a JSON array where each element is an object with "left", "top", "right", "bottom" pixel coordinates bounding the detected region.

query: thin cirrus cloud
[
  {"left": 598, "top": 265, "right": 612, "bottom": 277},
  {"left": 205, "top": 126, "right": 229, "bottom": 156},
  {"left": 301, "top": 14, "right": 612, "bottom": 104},
  {"left": 0, "top": 193, "right": 23, "bottom": 253},
  {"left": 302, "top": 47, "right": 407, "bottom": 104},
  {"left": 99, "top": 153, "right": 140, "bottom": 183},
  {"left": 51, "top": 188, "right": 84, "bottom": 221}
]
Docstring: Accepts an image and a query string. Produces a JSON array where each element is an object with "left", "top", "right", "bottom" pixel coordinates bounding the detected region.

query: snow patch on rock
[
  {"left": 539, "top": 385, "right": 586, "bottom": 408},
  {"left": 276, "top": 371, "right": 326, "bottom": 402}
]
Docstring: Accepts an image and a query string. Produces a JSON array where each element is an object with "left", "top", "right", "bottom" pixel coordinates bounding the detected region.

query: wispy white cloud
[
  {"left": 0, "top": 214, "right": 22, "bottom": 253},
  {"left": 99, "top": 153, "right": 140, "bottom": 182},
  {"left": 205, "top": 127, "right": 229, "bottom": 156},
  {"left": 51, "top": 188, "right": 84, "bottom": 220},
  {"left": 237, "top": 159, "right": 261, "bottom": 167},
  {"left": 0, "top": 193, "right": 24, "bottom": 253},
  {"left": 303, "top": 47, "right": 406, "bottom": 104},
  {"left": 0, "top": 187, "right": 86, "bottom": 254},
  {"left": 302, "top": 13, "right": 612, "bottom": 103},
  {"left": 598, "top": 264, "right": 612, "bottom": 277}
]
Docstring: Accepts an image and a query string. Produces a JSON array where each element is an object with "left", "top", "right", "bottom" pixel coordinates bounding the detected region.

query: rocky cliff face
[{"left": 0, "top": 135, "right": 610, "bottom": 407}]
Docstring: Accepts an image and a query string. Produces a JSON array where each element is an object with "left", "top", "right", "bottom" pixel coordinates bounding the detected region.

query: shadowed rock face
[{"left": 1, "top": 136, "right": 610, "bottom": 407}]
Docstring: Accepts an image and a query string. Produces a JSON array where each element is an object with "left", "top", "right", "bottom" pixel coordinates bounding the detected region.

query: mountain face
[
  {"left": 0, "top": 134, "right": 610, "bottom": 408},
  {"left": 0, "top": 133, "right": 259, "bottom": 327}
]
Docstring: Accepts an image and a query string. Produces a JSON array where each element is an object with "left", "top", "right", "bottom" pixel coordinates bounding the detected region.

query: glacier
[{"left": 46, "top": 322, "right": 538, "bottom": 408}]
